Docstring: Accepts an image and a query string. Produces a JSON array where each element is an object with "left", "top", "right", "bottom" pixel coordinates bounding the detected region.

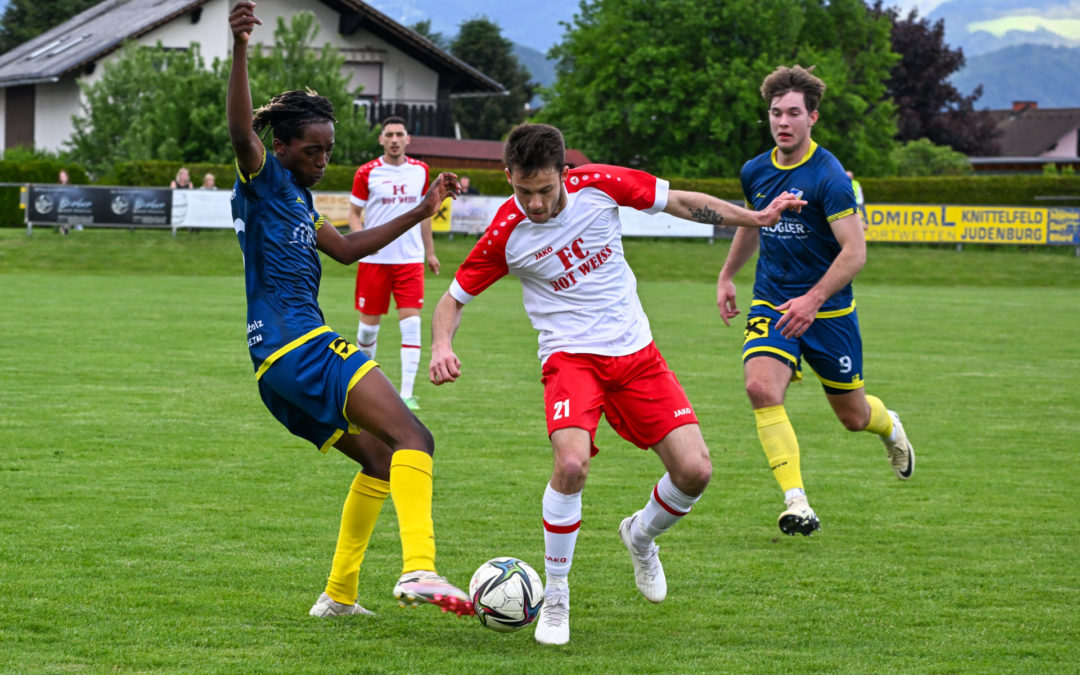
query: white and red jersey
[
  {"left": 449, "top": 164, "right": 670, "bottom": 364},
  {"left": 351, "top": 156, "right": 430, "bottom": 264}
]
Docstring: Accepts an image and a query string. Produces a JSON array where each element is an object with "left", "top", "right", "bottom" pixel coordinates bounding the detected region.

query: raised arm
[
  {"left": 429, "top": 291, "right": 466, "bottom": 385},
  {"left": 664, "top": 190, "right": 805, "bottom": 228},
  {"left": 317, "top": 173, "right": 459, "bottom": 265},
  {"left": 226, "top": 1, "right": 263, "bottom": 175}
]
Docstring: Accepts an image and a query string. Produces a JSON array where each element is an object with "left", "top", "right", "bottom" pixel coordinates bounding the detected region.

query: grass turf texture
[{"left": 1, "top": 229, "right": 1078, "bottom": 673}]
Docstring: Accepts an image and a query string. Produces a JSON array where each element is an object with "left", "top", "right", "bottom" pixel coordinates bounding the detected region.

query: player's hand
[
  {"left": 756, "top": 191, "right": 806, "bottom": 227},
  {"left": 429, "top": 345, "right": 461, "bottom": 385},
  {"left": 774, "top": 293, "right": 822, "bottom": 338},
  {"left": 717, "top": 276, "right": 739, "bottom": 326},
  {"left": 421, "top": 173, "right": 460, "bottom": 215},
  {"left": 427, "top": 253, "right": 441, "bottom": 275},
  {"left": 229, "top": 1, "right": 262, "bottom": 44}
]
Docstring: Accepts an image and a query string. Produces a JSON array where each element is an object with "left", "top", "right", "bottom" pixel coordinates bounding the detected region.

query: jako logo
[
  {"left": 673, "top": 408, "right": 692, "bottom": 418},
  {"left": 544, "top": 555, "right": 568, "bottom": 563}
]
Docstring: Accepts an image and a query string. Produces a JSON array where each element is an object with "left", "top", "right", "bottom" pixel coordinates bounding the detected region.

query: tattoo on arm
[{"left": 689, "top": 205, "right": 724, "bottom": 226}]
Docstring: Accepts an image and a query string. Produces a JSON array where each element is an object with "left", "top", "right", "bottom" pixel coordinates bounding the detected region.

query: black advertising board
[{"left": 26, "top": 185, "right": 173, "bottom": 226}]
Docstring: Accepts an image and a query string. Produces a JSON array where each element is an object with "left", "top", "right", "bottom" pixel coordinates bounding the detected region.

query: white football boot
[
  {"left": 534, "top": 578, "right": 570, "bottom": 645},
  {"left": 393, "top": 570, "right": 474, "bottom": 616},
  {"left": 778, "top": 494, "right": 820, "bottom": 536},
  {"left": 882, "top": 410, "right": 915, "bottom": 480},
  {"left": 619, "top": 510, "right": 667, "bottom": 603},
  {"left": 309, "top": 592, "right": 373, "bottom": 617}
]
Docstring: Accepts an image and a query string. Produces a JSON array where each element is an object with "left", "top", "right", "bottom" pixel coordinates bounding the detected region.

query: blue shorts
[
  {"left": 257, "top": 330, "right": 377, "bottom": 453},
  {"left": 741, "top": 301, "right": 864, "bottom": 394}
]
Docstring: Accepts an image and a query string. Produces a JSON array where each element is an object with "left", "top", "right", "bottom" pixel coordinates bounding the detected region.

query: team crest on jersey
[{"left": 744, "top": 316, "right": 771, "bottom": 344}]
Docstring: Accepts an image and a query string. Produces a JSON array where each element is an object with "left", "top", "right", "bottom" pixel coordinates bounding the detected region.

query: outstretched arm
[
  {"left": 429, "top": 291, "right": 466, "bottom": 385},
  {"left": 317, "top": 173, "right": 459, "bottom": 264},
  {"left": 664, "top": 190, "right": 805, "bottom": 228},
  {"left": 226, "top": 1, "right": 263, "bottom": 175}
]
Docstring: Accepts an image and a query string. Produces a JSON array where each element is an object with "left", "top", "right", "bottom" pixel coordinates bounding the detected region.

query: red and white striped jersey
[
  {"left": 449, "top": 164, "right": 670, "bottom": 364},
  {"left": 351, "top": 156, "right": 430, "bottom": 264}
]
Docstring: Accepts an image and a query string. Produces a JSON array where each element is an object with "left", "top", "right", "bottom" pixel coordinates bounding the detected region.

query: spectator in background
[
  {"left": 846, "top": 170, "right": 866, "bottom": 231},
  {"left": 170, "top": 167, "right": 193, "bottom": 189},
  {"left": 460, "top": 175, "right": 480, "bottom": 195},
  {"left": 58, "top": 169, "right": 70, "bottom": 185},
  {"left": 201, "top": 172, "right": 217, "bottom": 190}
]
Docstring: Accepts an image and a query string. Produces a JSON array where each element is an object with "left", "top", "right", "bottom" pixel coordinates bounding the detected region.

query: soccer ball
[{"left": 468, "top": 557, "right": 544, "bottom": 632}]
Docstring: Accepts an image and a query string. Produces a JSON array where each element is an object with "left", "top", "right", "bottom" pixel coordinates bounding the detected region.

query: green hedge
[{"left": 7, "top": 158, "right": 1079, "bottom": 228}]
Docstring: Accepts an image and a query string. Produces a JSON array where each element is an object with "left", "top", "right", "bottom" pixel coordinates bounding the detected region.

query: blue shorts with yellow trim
[
  {"left": 257, "top": 330, "right": 377, "bottom": 453},
  {"left": 742, "top": 301, "right": 865, "bottom": 394}
]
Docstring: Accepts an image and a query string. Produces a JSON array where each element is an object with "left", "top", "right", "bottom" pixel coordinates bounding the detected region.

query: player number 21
[{"left": 553, "top": 398, "right": 570, "bottom": 420}]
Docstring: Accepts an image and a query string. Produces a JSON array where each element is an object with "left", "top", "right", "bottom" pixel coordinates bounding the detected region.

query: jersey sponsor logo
[
  {"left": 744, "top": 316, "right": 770, "bottom": 343},
  {"left": 289, "top": 222, "right": 316, "bottom": 248},
  {"left": 763, "top": 218, "right": 807, "bottom": 236},
  {"left": 673, "top": 407, "right": 692, "bottom": 418},
  {"left": 548, "top": 244, "right": 613, "bottom": 292}
]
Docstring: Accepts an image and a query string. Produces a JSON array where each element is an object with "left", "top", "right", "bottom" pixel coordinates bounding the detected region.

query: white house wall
[
  {"left": 1043, "top": 128, "right": 1078, "bottom": 158},
  {"left": 34, "top": 78, "right": 81, "bottom": 152}
]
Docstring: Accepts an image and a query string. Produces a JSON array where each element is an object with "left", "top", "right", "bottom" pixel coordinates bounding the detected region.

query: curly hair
[
  {"left": 760, "top": 65, "right": 826, "bottom": 113},
  {"left": 252, "top": 88, "right": 336, "bottom": 143}
]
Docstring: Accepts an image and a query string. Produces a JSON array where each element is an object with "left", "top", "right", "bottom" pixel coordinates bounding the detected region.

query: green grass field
[{"left": 1, "top": 229, "right": 1078, "bottom": 673}]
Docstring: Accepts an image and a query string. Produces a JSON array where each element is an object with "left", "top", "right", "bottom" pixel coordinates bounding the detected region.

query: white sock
[
  {"left": 357, "top": 322, "right": 379, "bottom": 359},
  {"left": 399, "top": 315, "right": 421, "bottom": 398},
  {"left": 542, "top": 483, "right": 581, "bottom": 580},
  {"left": 633, "top": 473, "right": 699, "bottom": 549},
  {"left": 784, "top": 487, "right": 806, "bottom": 502}
]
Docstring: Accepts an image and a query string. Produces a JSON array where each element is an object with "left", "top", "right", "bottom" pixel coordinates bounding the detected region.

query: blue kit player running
[
  {"left": 716, "top": 65, "right": 915, "bottom": 536},
  {"left": 226, "top": 1, "right": 471, "bottom": 617}
]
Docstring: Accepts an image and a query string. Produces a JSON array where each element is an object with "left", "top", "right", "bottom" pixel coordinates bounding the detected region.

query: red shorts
[
  {"left": 354, "top": 262, "right": 425, "bottom": 315},
  {"left": 540, "top": 342, "right": 698, "bottom": 456}
]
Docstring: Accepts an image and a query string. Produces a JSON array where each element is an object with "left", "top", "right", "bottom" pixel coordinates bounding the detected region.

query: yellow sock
[
  {"left": 864, "top": 394, "right": 893, "bottom": 437},
  {"left": 325, "top": 472, "right": 389, "bottom": 604},
  {"left": 390, "top": 449, "right": 436, "bottom": 574},
  {"left": 755, "top": 405, "right": 803, "bottom": 494}
]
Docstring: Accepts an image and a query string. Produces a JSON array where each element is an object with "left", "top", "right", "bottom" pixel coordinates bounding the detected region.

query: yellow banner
[
  {"left": 865, "top": 204, "right": 1056, "bottom": 245},
  {"left": 431, "top": 197, "right": 453, "bottom": 232}
]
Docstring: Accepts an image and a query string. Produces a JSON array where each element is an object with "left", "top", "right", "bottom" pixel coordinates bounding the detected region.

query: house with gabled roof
[
  {"left": 0, "top": 0, "right": 504, "bottom": 153},
  {"left": 972, "top": 101, "right": 1080, "bottom": 174}
]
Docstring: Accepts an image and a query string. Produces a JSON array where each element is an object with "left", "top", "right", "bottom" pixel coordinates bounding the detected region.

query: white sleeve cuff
[
  {"left": 349, "top": 195, "right": 366, "bottom": 208},
  {"left": 448, "top": 278, "right": 475, "bottom": 305},
  {"left": 646, "top": 178, "right": 670, "bottom": 214}
]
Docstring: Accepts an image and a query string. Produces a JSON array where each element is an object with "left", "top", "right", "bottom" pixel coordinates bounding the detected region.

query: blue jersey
[
  {"left": 231, "top": 151, "right": 329, "bottom": 372},
  {"left": 740, "top": 141, "right": 856, "bottom": 312}
]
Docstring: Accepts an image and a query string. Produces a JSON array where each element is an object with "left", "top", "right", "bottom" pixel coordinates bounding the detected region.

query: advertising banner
[
  {"left": 26, "top": 185, "right": 172, "bottom": 226},
  {"left": 865, "top": 204, "right": 1080, "bottom": 246}
]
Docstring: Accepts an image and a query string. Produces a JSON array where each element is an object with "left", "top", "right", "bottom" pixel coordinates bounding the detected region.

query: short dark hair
[
  {"left": 504, "top": 123, "right": 565, "bottom": 177},
  {"left": 380, "top": 115, "right": 407, "bottom": 129},
  {"left": 760, "top": 65, "right": 827, "bottom": 113},
  {"left": 252, "top": 88, "right": 335, "bottom": 143}
]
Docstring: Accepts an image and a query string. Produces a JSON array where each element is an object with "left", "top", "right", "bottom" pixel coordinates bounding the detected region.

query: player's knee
[
  {"left": 679, "top": 458, "right": 712, "bottom": 496},
  {"left": 552, "top": 454, "right": 590, "bottom": 489},
  {"left": 745, "top": 379, "right": 780, "bottom": 408},
  {"left": 399, "top": 419, "right": 435, "bottom": 455}
]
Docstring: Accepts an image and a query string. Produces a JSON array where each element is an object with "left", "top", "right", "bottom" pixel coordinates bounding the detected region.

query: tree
[
  {"left": 891, "top": 138, "right": 971, "bottom": 176},
  {"left": 66, "top": 12, "right": 379, "bottom": 176},
  {"left": 410, "top": 19, "right": 449, "bottom": 50},
  {"left": 449, "top": 18, "right": 535, "bottom": 140},
  {"left": 870, "top": 2, "right": 999, "bottom": 156},
  {"left": 539, "top": 0, "right": 898, "bottom": 177},
  {"left": 0, "top": 0, "right": 98, "bottom": 54}
]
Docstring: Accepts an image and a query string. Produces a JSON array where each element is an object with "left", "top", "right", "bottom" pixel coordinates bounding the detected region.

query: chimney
[{"left": 1012, "top": 101, "right": 1038, "bottom": 112}]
